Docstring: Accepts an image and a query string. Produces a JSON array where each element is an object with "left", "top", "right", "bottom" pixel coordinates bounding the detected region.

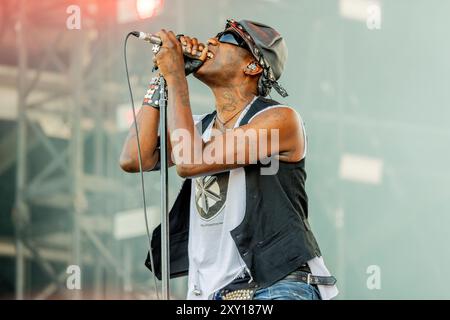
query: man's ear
[{"left": 244, "top": 62, "right": 263, "bottom": 76}]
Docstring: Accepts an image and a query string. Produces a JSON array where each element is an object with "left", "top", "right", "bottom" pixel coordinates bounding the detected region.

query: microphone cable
[{"left": 124, "top": 32, "right": 160, "bottom": 300}]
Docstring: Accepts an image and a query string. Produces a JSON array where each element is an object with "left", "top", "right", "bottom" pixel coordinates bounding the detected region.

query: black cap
[{"left": 222, "top": 19, "right": 288, "bottom": 97}]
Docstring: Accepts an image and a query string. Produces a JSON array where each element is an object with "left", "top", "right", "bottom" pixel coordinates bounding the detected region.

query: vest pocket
[{"left": 255, "top": 228, "right": 290, "bottom": 251}]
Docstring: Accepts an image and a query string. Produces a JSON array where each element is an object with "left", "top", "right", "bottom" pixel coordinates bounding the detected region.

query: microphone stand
[{"left": 158, "top": 75, "right": 170, "bottom": 300}]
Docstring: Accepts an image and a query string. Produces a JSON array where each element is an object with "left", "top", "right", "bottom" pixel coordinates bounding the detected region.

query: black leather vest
[{"left": 146, "top": 97, "right": 322, "bottom": 288}]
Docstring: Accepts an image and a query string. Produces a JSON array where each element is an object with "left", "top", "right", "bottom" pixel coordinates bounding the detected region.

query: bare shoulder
[
  {"left": 249, "top": 106, "right": 302, "bottom": 131},
  {"left": 245, "top": 105, "right": 304, "bottom": 161}
]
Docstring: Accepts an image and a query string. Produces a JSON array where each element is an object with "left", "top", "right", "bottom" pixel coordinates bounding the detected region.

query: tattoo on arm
[{"left": 179, "top": 89, "right": 190, "bottom": 108}]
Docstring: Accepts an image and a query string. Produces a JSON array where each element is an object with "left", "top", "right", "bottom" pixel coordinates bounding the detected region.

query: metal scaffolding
[{"left": 8, "top": 0, "right": 142, "bottom": 299}]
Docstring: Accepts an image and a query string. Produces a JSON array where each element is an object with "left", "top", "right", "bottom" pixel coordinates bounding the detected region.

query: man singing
[{"left": 120, "top": 19, "right": 338, "bottom": 300}]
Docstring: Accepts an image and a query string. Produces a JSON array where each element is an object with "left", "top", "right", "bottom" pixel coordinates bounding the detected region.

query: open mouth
[{"left": 206, "top": 45, "right": 216, "bottom": 60}]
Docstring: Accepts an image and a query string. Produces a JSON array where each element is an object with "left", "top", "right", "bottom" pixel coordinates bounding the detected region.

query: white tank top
[{"left": 187, "top": 98, "right": 256, "bottom": 300}]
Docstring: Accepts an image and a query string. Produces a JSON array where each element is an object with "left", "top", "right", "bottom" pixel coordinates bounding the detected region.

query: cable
[{"left": 124, "top": 32, "right": 160, "bottom": 300}]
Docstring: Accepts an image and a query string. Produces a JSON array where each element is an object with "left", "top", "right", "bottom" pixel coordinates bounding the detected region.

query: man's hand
[
  {"left": 153, "top": 30, "right": 209, "bottom": 80},
  {"left": 178, "top": 35, "right": 209, "bottom": 59},
  {"left": 154, "top": 30, "right": 184, "bottom": 80}
]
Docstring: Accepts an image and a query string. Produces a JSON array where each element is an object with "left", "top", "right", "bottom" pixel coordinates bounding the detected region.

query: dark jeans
[{"left": 253, "top": 279, "right": 321, "bottom": 300}]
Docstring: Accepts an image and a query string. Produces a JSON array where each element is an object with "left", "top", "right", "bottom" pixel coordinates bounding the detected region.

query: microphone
[
  {"left": 131, "top": 31, "right": 209, "bottom": 59},
  {"left": 131, "top": 31, "right": 162, "bottom": 46}
]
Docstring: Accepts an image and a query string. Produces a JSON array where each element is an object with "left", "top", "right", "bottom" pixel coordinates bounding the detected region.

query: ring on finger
[{"left": 152, "top": 44, "right": 161, "bottom": 54}]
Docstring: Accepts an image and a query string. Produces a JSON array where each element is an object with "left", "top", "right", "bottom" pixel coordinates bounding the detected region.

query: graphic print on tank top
[{"left": 194, "top": 172, "right": 229, "bottom": 221}]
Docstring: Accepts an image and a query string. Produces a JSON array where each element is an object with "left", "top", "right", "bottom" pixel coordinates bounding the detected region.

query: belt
[
  {"left": 217, "top": 276, "right": 258, "bottom": 300},
  {"left": 283, "top": 270, "right": 337, "bottom": 286},
  {"left": 217, "top": 266, "right": 337, "bottom": 300}
]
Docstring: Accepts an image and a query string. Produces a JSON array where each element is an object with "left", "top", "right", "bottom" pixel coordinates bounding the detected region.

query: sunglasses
[{"left": 216, "top": 31, "right": 249, "bottom": 51}]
